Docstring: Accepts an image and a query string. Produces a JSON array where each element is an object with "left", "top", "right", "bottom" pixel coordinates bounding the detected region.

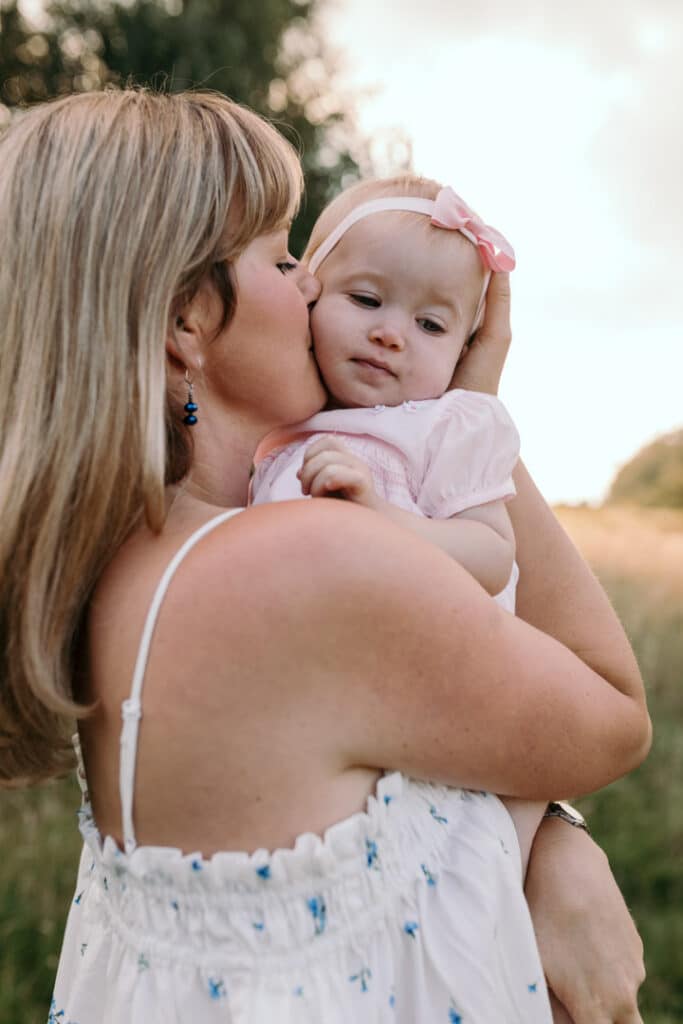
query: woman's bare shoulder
[
  {"left": 185, "top": 498, "right": 431, "bottom": 595},
  {"left": 89, "top": 498, "right": 426, "bottom": 668}
]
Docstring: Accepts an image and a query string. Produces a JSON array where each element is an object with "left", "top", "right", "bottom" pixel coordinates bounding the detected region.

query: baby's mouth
[{"left": 351, "top": 357, "right": 396, "bottom": 377}]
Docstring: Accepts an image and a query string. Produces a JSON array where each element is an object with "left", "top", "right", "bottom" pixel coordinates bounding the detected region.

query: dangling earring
[{"left": 183, "top": 369, "right": 198, "bottom": 426}]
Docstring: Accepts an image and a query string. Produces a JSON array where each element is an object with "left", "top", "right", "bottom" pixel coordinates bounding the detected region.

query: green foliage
[
  {"left": 0, "top": 0, "right": 369, "bottom": 251},
  {"left": 575, "top": 572, "right": 683, "bottom": 1022},
  {"left": 607, "top": 429, "right": 683, "bottom": 509}
]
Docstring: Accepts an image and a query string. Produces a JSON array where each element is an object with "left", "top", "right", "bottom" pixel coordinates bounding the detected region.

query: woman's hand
[
  {"left": 525, "top": 817, "right": 646, "bottom": 1024},
  {"left": 298, "top": 436, "right": 379, "bottom": 507},
  {"left": 451, "top": 271, "right": 512, "bottom": 395}
]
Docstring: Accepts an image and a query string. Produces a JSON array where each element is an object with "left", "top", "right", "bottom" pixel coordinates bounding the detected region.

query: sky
[{"left": 318, "top": 0, "right": 682, "bottom": 504}]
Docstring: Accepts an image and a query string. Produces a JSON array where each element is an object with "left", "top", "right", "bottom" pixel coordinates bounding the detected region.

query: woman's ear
[{"left": 165, "top": 288, "right": 210, "bottom": 375}]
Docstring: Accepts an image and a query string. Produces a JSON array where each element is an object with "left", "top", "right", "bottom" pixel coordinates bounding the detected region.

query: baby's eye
[
  {"left": 349, "top": 293, "right": 380, "bottom": 308},
  {"left": 277, "top": 260, "right": 298, "bottom": 274},
  {"left": 417, "top": 317, "right": 445, "bottom": 334}
]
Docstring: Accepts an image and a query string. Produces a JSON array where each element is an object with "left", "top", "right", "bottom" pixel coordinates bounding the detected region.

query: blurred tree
[
  {"left": 607, "top": 428, "right": 683, "bottom": 509},
  {"left": 0, "top": 0, "right": 373, "bottom": 252}
]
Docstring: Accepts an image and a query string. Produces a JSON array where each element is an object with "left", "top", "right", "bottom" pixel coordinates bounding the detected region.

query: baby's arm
[
  {"left": 500, "top": 797, "right": 547, "bottom": 878},
  {"left": 298, "top": 436, "right": 514, "bottom": 596}
]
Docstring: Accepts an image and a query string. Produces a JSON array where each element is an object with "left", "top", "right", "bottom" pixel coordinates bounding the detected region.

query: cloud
[
  {"left": 391, "top": 0, "right": 681, "bottom": 70},
  {"left": 382, "top": 0, "right": 683, "bottom": 246},
  {"left": 591, "top": 47, "right": 683, "bottom": 246}
]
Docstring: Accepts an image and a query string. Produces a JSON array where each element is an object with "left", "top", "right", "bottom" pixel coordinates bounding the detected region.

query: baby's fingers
[
  {"left": 298, "top": 450, "right": 355, "bottom": 494},
  {"left": 301, "top": 436, "right": 350, "bottom": 464},
  {"left": 307, "top": 464, "right": 367, "bottom": 500}
]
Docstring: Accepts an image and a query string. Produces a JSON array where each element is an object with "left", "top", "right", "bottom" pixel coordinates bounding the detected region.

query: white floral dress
[{"left": 50, "top": 509, "right": 552, "bottom": 1024}]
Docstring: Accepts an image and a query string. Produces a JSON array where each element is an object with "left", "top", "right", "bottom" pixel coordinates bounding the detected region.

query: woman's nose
[
  {"left": 369, "top": 323, "right": 405, "bottom": 350},
  {"left": 296, "top": 265, "right": 321, "bottom": 304}
]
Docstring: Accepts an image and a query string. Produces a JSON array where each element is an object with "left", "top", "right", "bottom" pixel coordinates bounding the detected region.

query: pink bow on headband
[{"left": 431, "top": 187, "right": 516, "bottom": 272}]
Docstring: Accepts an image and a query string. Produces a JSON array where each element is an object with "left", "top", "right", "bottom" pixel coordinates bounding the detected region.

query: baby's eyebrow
[
  {"left": 428, "top": 294, "right": 463, "bottom": 320},
  {"left": 337, "top": 267, "right": 388, "bottom": 285}
]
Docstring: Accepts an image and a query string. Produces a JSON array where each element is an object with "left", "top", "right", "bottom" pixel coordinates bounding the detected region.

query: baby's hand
[{"left": 297, "top": 437, "right": 379, "bottom": 508}]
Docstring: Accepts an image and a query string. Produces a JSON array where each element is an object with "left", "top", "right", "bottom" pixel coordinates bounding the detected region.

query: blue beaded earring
[{"left": 183, "top": 369, "right": 198, "bottom": 426}]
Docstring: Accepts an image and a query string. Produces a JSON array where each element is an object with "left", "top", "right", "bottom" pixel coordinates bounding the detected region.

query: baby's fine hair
[
  {"left": 0, "top": 88, "right": 302, "bottom": 786},
  {"left": 303, "top": 174, "right": 446, "bottom": 267}
]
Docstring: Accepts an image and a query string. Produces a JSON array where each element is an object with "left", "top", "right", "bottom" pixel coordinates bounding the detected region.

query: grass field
[
  {"left": 556, "top": 505, "right": 683, "bottom": 1023},
  {"left": 1, "top": 504, "right": 681, "bottom": 1023}
]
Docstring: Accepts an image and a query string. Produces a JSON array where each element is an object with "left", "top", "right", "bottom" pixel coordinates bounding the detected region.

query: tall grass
[
  {"left": 1, "top": 506, "right": 681, "bottom": 1023},
  {"left": 557, "top": 505, "right": 683, "bottom": 1022}
]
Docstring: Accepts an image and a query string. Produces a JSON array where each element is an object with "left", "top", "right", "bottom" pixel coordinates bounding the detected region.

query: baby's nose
[{"left": 369, "top": 323, "right": 405, "bottom": 350}]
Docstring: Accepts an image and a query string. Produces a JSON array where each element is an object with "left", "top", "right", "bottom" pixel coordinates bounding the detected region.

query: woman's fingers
[
  {"left": 451, "top": 271, "right": 512, "bottom": 396},
  {"left": 478, "top": 270, "right": 512, "bottom": 347}
]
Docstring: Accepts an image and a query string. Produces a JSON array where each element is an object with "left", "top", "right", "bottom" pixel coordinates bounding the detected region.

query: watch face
[
  {"left": 547, "top": 801, "right": 589, "bottom": 831},
  {"left": 555, "top": 801, "right": 586, "bottom": 825}
]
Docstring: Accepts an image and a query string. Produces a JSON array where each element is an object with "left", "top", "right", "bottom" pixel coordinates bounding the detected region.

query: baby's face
[{"left": 310, "top": 213, "right": 485, "bottom": 408}]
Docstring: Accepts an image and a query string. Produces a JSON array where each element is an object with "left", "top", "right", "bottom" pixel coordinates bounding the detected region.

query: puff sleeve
[{"left": 416, "top": 391, "right": 520, "bottom": 519}]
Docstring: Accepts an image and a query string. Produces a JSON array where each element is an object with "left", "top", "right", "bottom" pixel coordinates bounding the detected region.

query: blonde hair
[
  {"left": 303, "top": 174, "right": 444, "bottom": 266},
  {"left": 0, "top": 88, "right": 303, "bottom": 786}
]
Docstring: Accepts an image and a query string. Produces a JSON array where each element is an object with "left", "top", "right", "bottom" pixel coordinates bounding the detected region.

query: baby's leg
[
  {"left": 501, "top": 797, "right": 547, "bottom": 878},
  {"left": 502, "top": 797, "right": 578, "bottom": 1024},
  {"left": 550, "top": 991, "right": 576, "bottom": 1023}
]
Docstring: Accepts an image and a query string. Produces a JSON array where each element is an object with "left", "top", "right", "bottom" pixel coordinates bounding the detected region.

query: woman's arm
[
  {"left": 452, "top": 272, "right": 648, "bottom": 1022},
  {"left": 273, "top": 494, "right": 650, "bottom": 798},
  {"left": 510, "top": 459, "right": 646, "bottom": 718},
  {"left": 526, "top": 817, "right": 646, "bottom": 1024}
]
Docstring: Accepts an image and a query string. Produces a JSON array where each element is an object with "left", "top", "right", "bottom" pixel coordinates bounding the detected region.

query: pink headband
[{"left": 308, "top": 186, "right": 516, "bottom": 333}]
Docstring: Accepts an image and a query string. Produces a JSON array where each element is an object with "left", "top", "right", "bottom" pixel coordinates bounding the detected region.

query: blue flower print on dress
[
  {"left": 73, "top": 891, "right": 84, "bottom": 906},
  {"left": 256, "top": 864, "right": 271, "bottom": 880},
  {"left": 208, "top": 978, "right": 227, "bottom": 1000},
  {"left": 429, "top": 805, "right": 448, "bottom": 825},
  {"left": 349, "top": 966, "right": 372, "bottom": 992},
  {"left": 528, "top": 981, "right": 539, "bottom": 993},
  {"left": 252, "top": 919, "right": 265, "bottom": 932},
  {"left": 191, "top": 858, "right": 203, "bottom": 872},
  {"left": 307, "top": 895, "right": 327, "bottom": 935},
  {"left": 137, "top": 953, "right": 150, "bottom": 971},
  {"left": 47, "top": 998, "right": 78, "bottom": 1024},
  {"left": 448, "top": 1002, "right": 463, "bottom": 1023},
  {"left": 389, "top": 986, "right": 396, "bottom": 1009},
  {"left": 383, "top": 794, "right": 393, "bottom": 805},
  {"left": 293, "top": 985, "right": 304, "bottom": 998},
  {"left": 366, "top": 838, "right": 379, "bottom": 870},
  {"left": 421, "top": 863, "right": 437, "bottom": 886},
  {"left": 403, "top": 920, "right": 419, "bottom": 938},
  {"left": 47, "top": 999, "right": 64, "bottom": 1023}
]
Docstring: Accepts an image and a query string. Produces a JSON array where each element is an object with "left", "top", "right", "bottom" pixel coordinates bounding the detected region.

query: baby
[{"left": 252, "top": 176, "right": 549, "bottom": 876}]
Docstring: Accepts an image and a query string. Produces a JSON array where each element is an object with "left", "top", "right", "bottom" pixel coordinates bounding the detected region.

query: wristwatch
[{"left": 543, "top": 801, "right": 590, "bottom": 835}]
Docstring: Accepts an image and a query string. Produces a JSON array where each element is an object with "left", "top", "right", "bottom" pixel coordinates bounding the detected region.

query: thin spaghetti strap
[{"left": 119, "top": 508, "right": 243, "bottom": 855}]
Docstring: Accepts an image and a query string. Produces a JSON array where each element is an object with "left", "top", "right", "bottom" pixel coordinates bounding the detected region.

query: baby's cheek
[{"left": 310, "top": 302, "right": 342, "bottom": 371}]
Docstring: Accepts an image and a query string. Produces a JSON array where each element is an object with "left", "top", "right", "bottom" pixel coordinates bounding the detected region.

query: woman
[{"left": 0, "top": 89, "right": 647, "bottom": 1023}]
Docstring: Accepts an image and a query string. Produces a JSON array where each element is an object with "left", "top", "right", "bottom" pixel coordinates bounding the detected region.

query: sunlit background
[{"left": 318, "top": 0, "right": 682, "bottom": 503}]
